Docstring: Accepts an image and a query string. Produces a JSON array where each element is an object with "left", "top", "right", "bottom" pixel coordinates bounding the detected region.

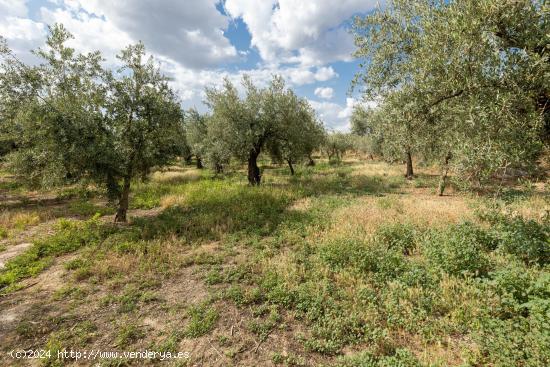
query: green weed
[
  {"left": 0, "top": 216, "right": 113, "bottom": 293},
  {"left": 184, "top": 303, "right": 219, "bottom": 338}
]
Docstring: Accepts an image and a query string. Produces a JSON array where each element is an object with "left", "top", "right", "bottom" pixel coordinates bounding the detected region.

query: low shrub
[
  {"left": 374, "top": 222, "right": 419, "bottom": 255},
  {"left": 493, "top": 216, "right": 549, "bottom": 266},
  {"left": 421, "top": 222, "right": 493, "bottom": 277},
  {"left": 486, "top": 262, "right": 534, "bottom": 318},
  {"left": 471, "top": 310, "right": 550, "bottom": 367},
  {"left": 319, "top": 238, "right": 407, "bottom": 281},
  {"left": 184, "top": 303, "right": 219, "bottom": 338},
  {"left": 333, "top": 348, "right": 423, "bottom": 367},
  {"left": 0, "top": 226, "right": 8, "bottom": 239}
]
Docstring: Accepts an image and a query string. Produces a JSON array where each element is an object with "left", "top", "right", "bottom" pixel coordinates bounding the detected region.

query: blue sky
[{"left": 0, "top": 0, "right": 380, "bottom": 130}]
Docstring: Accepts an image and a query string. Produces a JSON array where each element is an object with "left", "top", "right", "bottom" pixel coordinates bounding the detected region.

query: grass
[
  {"left": 0, "top": 211, "right": 41, "bottom": 238},
  {"left": 115, "top": 321, "right": 146, "bottom": 347},
  {"left": 0, "top": 216, "right": 114, "bottom": 293},
  {"left": 0, "top": 159, "right": 548, "bottom": 367},
  {"left": 184, "top": 302, "right": 220, "bottom": 338}
]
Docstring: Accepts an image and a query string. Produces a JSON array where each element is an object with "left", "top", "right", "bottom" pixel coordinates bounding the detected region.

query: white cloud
[
  {"left": 338, "top": 97, "right": 378, "bottom": 118},
  {"left": 43, "top": 0, "right": 238, "bottom": 69},
  {"left": 315, "top": 66, "right": 337, "bottom": 81},
  {"left": 0, "top": 1, "right": 45, "bottom": 63},
  {"left": 164, "top": 61, "right": 338, "bottom": 111},
  {"left": 0, "top": 0, "right": 27, "bottom": 19},
  {"left": 225, "top": 0, "right": 379, "bottom": 66},
  {"left": 2, "top": 1, "right": 239, "bottom": 69},
  {"left": 285, "top": 65, "right": 337, "bottom": 85},
  {"left": 296, "top": 28, "right": 355, "bottom": 66},
  {"left": 314, "top": 87, "right": 334, "bottom": 99},
  {"left": 337, "top": 97, "right": 359, "bottom": 119},
  {"left": 308, "top": 97, "right": 378, "bottom": 131},
  {"left": 309, "top": 97, "right": 355, "bottom": 131},
  {"left": 0, "top": 0, "right": 368, "bottom": 132},
  {"left": 39, "top": 7, "right": 132, "bottom": 61}
]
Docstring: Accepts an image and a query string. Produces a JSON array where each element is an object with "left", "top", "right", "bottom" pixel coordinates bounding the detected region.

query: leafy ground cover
[{"left": 0, "top": 159, "right": 547, "bottom": 366}]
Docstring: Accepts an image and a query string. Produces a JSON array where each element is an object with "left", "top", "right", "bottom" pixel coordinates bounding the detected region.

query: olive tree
[
  {"left": 205, "top": 75, "right": 323, "bottom": 184},
  {"left": 325, "top": 132, "right": 354, "bottom": 163},
  {"left": 350, "top": 106, "right": 383, "bottom": 160},
  {"left": 185, "top": 109, "right": 231, "bottom": 174},
  {"left": 365, "top": 90, "right": 437, "bottom": 178},
  {"left": 202, "top": 119, "right": 232, "bottom": 174},
  {"left": 0, "top": 25, "right": 109, "bottom": 188},
  {"left": 267, "top": 89, "right": 325, "bottom": 174},
  {"left": 0, "top": 25, "right": 185, "bottom": 222},
  {"left": 106, "top": 43, "right": 184, "bottom": 221},
  {"left": 184, "top": 108, "right": 207, "bottom": 169},
  {"left": 352, "top": 0, "right": 548, "bottom": 190},
  {"left": 350, "top": 105, "right": 372, "bottom": 137}
]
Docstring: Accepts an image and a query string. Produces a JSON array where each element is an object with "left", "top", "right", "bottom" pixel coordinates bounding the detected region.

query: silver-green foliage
[
  {"left": 324, "top": 132, "right": 354, "bottom": 162},
  {"left": 185, "top": 108, "right": 231, "bottom": 173},
  {"left": 352, "top": 0, "right": 549, "bottom": 185},
  {"left": 205, "top": 75, "right": 325, "bottom": 182},
  {"left": 1, "top": 25, "right": 108, "bottom": 188},
  {"left": 0, "top": 25, "right": 185, "bottom": 221}
]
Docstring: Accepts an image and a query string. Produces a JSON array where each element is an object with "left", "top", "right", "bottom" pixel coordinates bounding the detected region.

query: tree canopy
[
  {"left": 352, "top": 0, "right": 549, "bottom": 188},
  {"left": 205, "top": 75, "right": 325, "bottom": 183},
  {"left": 0, "top": 25, "right": 185, "bottom": 221}
]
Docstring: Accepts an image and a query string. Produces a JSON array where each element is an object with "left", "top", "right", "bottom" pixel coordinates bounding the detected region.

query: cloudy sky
[{"left": 0, "top": 0, "right": 380, "bottom": 131}]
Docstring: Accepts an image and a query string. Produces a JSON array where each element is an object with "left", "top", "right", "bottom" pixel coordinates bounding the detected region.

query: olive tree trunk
[
  {"left": 247, "top": 149, "right": 261, "bottom": 185},
  {"left": 287, "top": 158, "right": 295, "bottom": 175},
  {"left": 140, "top": 167, "right": 150, "bottom": 182},
  {"left": 405, "top": 148, "right": 414, "bottom": 179},
  {"left": 307, "top": 155, "right": 315, "bottom": 166},
  {"left": 114, "top": 176, "right": 131, "bottom": 223},
  {"left": 196, "top": 156, "right": 203, "bottom": 169},
  {"left": 438, "top": 152, "right": 452, "bottom": 196}
]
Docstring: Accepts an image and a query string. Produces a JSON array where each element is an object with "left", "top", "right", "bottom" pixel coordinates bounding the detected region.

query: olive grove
[{"left": 352, "top": 0, "right": 549, "bottom": 192}]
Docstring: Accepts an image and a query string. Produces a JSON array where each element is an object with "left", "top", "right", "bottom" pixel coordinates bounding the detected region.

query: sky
[{"left": 0, "top": 0, "right": 381, "bottom": 131}]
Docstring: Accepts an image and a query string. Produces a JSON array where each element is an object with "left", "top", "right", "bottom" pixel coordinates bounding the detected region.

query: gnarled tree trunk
[
  {"left": 287, "top": 158, "right": 295, "bottom": 175},
  {"left": 115, "top": 176, "right": 131, "bottom": 223},
  {"left": 306, "top": 155, "right": 315, "bottom": 166},
  {"left": 247, "top": 148, "right": 261, "bottom": 185},
  {"left": 106, "top": 171, "right": 120, "bottom": 202},
  {"left": 405, "top": 148, "right": 414, "bottom": 180},
  {"left": 196, "top": 156, "right": 203, "bottom": 169},
  {"left": 438, "top": 152, "right": 452, "bottom": 196}
]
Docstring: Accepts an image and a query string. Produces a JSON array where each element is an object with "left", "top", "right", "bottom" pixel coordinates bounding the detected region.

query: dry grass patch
[
  {"left": 325, "top": 193, "right": 473, "bottom": 242},
  {"left": 151, "top": 169, "right": 201, "bottom": 184},
  {"left": 349, "top": 161, "right": 403, "bottom": 177},
  {"left": 160, "top": 193, "right": 187, "bottom": 208},
  {"left": 0, "top": 210, "right": 42, "bottom": 235},
  {"left": 288, "top": 198, "right": 312, "bottom": 212},
  {"left": 507, "top": 193, "right": 549, "bottom": 220}
]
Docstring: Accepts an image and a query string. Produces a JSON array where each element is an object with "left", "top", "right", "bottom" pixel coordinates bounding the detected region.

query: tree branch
[{"left": 427, "top": 89, "right": 464, "bottom": 109}]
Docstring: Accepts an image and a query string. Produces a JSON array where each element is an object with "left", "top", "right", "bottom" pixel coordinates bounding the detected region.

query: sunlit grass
[{"left": 0, "top": 159, "right": 547, "bottom": 366}]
